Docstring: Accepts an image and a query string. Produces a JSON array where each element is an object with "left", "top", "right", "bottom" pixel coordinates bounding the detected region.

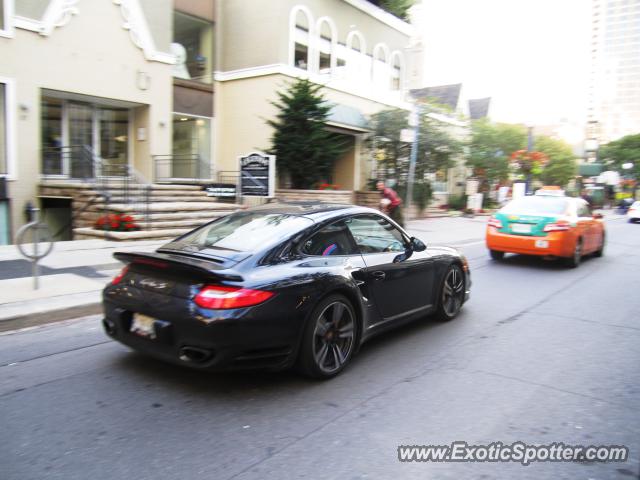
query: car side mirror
[
  {"left": 410, "top": 237, "right": 426, "bottom": 252},
  {"left": 592, "top": 212, "right": 603, "bottom": 220}
]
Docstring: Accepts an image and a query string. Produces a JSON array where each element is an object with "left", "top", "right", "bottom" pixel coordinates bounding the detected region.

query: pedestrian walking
[{"left": 376, "top": 180, "right": 404, "bottom": 227}]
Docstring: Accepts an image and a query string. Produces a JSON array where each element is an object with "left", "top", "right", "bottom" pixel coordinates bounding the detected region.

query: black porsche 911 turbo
[{"left": 103, "top": 203, "right": 471, "bottom": 378}]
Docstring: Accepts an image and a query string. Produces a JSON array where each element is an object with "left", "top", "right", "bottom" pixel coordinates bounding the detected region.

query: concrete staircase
[{"left": 39, "top": 183, "right": 243, "bottom": 241}]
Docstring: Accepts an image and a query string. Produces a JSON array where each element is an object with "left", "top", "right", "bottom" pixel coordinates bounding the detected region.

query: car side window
[
  {"left": 301, "top": 220, "right": 359, "bottom": 256},
  {"left": 345, "top": 215, "right": 406, "bottom": 254}
]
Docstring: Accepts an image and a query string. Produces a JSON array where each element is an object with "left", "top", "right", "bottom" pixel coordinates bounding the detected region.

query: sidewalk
[{"left": 0, "top": 239, "right": 165, "bottom": 331}]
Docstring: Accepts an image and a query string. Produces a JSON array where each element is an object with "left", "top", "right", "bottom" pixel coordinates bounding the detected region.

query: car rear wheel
[
  {"left": 490, "top": 250, "right": 505, "bottom": 261},
  {"left": 297, "top": 294, "right": 357, "bottom": 379},
  {"left": 435, "top": 264, "right": 465, "bottom": 321},
  {"left": 566, "top": 239, "right": 582, "bottom": 268},
  {"left": 594, "top": 233, "right": 605, "bottom": 257}
]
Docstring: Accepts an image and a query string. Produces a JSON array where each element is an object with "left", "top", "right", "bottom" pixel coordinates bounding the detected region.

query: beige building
[{"left": 0, "top": 0, "right": 419, "bottom": 243}]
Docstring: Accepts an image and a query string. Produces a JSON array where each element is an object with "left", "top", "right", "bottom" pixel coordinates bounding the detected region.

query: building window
[
  {"left": 346, "top": 31, "right": 367, "bottom": 80},
  {"left": 173, "top": 11, "right": 213, "bottom": 84},
  {"left": 372, "top": 43, "right": 390, "bottom": 90},
  {"left": 172, "top": 114, "right": 211, "bottom": 179},
  {"left": 316, "top": 17, "right": 337, "bottom": 75},
  {"left": 390, "top": 51, "right": 404, "bottom": 91},
  {"left": 290, "top": 6, "right": 313, "bottom": 70}
]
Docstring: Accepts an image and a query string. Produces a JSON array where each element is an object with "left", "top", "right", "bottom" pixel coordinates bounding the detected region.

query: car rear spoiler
[{"left": 113, "top": 251, "right": 244, "bottom": 282}]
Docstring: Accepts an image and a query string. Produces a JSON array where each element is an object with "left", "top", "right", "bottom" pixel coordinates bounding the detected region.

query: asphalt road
[{"left": 2, "top": 217, "right": 639, "bottom": 480}]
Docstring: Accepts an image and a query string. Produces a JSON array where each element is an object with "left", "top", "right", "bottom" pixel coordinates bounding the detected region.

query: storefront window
[
  {"left": 100, "top": 108, "right": 128, "bottom": 174},
  {"left": 173, "top": 11, "right": 213, "bottom": 84},
  {"left": 41, "top": 97, "right": 63, "bottom": 175}
]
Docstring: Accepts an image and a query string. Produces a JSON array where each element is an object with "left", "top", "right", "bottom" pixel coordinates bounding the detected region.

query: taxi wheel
[
  {"left": 594, "top": 233, "right": 605, "bottom": 258},
  {"left": 566, "top": 239, "right": 582, "bottom": 268},
  {"left": 490, "top": 250, "right": 504, "bottom": 261}
]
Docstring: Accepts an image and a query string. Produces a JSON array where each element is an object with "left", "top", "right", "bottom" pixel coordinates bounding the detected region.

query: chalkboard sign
[{"left": 239, "top": 152, "right": 275, "bottom": 198}]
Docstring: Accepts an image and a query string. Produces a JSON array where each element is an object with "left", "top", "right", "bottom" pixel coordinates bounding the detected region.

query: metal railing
[
  {"left": 153, "top": 154, "right": 212, "bottom": 183},
  {"left": 217, "top": 170, "right": 240, "bottom": 185},
  {"left": 41, "top": 145, "right": 153, "bottom": 232}
]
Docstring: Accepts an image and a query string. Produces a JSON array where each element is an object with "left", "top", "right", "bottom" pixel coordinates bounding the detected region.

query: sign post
[{"left": 238, "top": 152, "right": 275, "bottom": 198}]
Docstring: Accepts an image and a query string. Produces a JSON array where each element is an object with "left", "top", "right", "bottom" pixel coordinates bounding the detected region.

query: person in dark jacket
[{"left": 376, "top": 180, "right": 404, "bottom": 227}]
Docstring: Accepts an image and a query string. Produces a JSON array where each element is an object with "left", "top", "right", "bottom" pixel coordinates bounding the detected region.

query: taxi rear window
[{"left": 501, "top": 196, "right": 569, "bottom": 216}]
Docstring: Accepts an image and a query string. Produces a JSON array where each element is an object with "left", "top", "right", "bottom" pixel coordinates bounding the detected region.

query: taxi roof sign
[{"left": 535, "top": 186, "right": 565, "bottom": 196}]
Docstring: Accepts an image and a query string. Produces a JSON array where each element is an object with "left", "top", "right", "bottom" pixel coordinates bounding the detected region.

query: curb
[{"left": 0, "top": 302, "right": 102, "bottom": 333}]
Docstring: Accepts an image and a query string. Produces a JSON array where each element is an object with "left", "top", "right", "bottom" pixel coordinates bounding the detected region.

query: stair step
[
  {"left": 136, "top": 219, "right": 214, "bottom": 229},
  {"left": 74, "top": 227, "right": 192, "bottom": 241},
  {"left": 98, "top": 202, "right": 242, "bottom": 213},
  {"left": 104, "top": 195, "right": 227, "bottom": 203}
]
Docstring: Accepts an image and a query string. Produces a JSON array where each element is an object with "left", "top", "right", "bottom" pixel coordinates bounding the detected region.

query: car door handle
[{"left": 372, "top": 271, "right": 386, "bottom": 281}]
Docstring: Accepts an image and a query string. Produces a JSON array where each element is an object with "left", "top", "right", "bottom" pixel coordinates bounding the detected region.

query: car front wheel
[
  {"left": 435, "top": 264, "right": 465, "bottom": 321},
  {"left": 297, "top": 294, "right": 357, "bottom": 379}
]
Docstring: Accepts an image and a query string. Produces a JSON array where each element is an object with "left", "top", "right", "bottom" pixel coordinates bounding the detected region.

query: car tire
[
  {"left": 490, "top": 250, "right": 505, "bottom": 261},
  {"left": 565, "top": 239, "right": 583, "bottom": 268},
  {"left": 297, "top": 294, "right": 358, "bottom": 379},
  {"left": 594, "top": 233, "right": 605, "bottom": 257},
  {"left": 435, "top": 264, "right": 465, "bottom": 321}
]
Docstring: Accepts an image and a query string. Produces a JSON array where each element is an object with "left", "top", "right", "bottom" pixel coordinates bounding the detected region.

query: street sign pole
[{"left": 406, "top": 103, "right": 422, "bottom": 215}]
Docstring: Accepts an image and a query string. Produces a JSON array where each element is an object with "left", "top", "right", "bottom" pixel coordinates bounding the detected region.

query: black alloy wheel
[
  {"left": 298, "top": 294, "right": 357, "bottom": 379},
  {"left": 435, "top": 264, "right": 465, "bottom": 321}
]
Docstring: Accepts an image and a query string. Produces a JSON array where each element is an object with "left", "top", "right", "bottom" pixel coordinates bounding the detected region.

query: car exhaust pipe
[
  {"left": 102, "top": 318, "right": 116, "bottom": 336},
  {"left": 179, "top": 346, "right": 213, "bottom": 364}
]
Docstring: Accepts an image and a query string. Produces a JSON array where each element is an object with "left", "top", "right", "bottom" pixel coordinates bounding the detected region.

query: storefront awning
[{"left": 325, "top": 103, "right": 370, "bottom": 133}]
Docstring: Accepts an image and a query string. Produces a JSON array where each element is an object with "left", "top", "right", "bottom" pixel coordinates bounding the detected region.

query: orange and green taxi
[{"left": 486, "top": 189, "right": 606, "bottom": 267}]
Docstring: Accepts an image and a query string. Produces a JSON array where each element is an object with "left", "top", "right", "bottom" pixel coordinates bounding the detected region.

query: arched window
[
  {"left": 346, "top": 30, "right": 367, "bottom": 78},
  {"left": 390, "top": 51, "right": 404, "bottom": 91},
  {"left": 289, "top": 6, "right": 313, "bottom": 70},
  {"left": 316, "top": 16, "right": 337, "bottom": 75},
  {"left": 372, "top": 43, "right": 390, "bottom": 90}
]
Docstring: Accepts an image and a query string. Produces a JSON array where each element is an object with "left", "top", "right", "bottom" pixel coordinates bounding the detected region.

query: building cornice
[
  {"left": 214, "top": 64, "right": 412, "bottom": 111},
  {"left": 342, "top": 0, "right": 413, "bottom": 37}
]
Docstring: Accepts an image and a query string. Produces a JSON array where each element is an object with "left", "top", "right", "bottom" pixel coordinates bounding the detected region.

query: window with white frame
[
  {"left": 372, "top": 44, "right": 391, "bottom": 90},
  {"left": 346, "top": 31, "right": 367, "bottom": 80},
  {"left": 316, "top": 18, "right": 336, "bottom": 75},
  {"left": 291, "top": 7, "right": 312, "bottom": 70},
  {"left": 390, "top": 51, "right": 403, "bottom": 91}
]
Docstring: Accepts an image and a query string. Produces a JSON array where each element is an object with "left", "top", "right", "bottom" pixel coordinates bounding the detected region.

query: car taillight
[
  {"left": 111, "top": 266, "right": 129, "bottom": 285},
  {"left": 488, "top": 217, "right": 502, "bottom": 228},
  {"left": 194, "top": 285, "right": 275, "bottom": 309},
  {"left": 543, "top": 221, "right": 570, "bottom": 232},
  {"left": 630, "top": 208, "right": 637, "bottom": 213}
]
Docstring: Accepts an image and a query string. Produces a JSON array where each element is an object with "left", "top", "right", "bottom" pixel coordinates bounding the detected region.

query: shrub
[{"left": 95, "top": 214, "right": 140, "bottom": 232}]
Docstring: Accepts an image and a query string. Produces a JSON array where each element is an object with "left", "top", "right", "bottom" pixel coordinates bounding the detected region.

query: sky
[{"left": 415, "top": 0, "right": 592, "bottom": 130}]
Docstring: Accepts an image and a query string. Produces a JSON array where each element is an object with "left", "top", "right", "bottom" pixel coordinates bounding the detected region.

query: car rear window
[
  {"left": 169, "top": 211, "right": 313, "bottom": 253},
  {"left": 500, "top": 196, "right": 569, "bottom": 216}
]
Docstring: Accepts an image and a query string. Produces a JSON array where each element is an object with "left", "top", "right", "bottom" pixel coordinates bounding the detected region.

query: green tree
[
  {"left": 534, "top": 135, "right": 577, "bottom": 187},
  {"left": 468, "top": 119, "right": 527, "bottom": 186},
  {"left": 268, "top": 79, "right": 347, "bottom": 189},
  {"left": 599, "top": 133, "right": 640, "bottom": 179},
  {"left": 370, "top": 107, "right": 463, "bottom": 210},
  {"left": 372, "top": 0, "right": 415, "bottom": 20}
]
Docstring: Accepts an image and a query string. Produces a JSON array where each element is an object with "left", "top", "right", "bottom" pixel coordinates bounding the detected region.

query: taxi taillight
[
  {"left": 488, "top": 217, "right": 502, "bottom": 229},
  {"left": 543, "top": 221, "right": 571, "bottom": 232}
]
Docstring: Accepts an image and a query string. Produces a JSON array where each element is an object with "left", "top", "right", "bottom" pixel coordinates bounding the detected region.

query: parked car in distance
[
  {"left": 627, "top": 201, "right": 640, "bottom": 223},
  {"left": 103, "top": 203, "right": 471, "bottom": 378},
  {"left": 486, "top": 194, "right": 606, "bottom": 268}
]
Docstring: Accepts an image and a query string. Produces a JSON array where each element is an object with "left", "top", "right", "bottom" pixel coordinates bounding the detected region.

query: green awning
[
  {"left": 578, "top": 163, "right": 604, "bottom": 177},
  {"left": 325, "top": 102, "right": 370, "bottom": 132}
]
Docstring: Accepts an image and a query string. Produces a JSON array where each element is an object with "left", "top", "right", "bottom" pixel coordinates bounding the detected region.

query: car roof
[{"left": 245, "top": 202, "right": 380, "bottom": 222}]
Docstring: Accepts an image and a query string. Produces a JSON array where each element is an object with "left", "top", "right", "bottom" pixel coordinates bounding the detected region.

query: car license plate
[
  {"left": 511, "top": 223, "right": 532, "bottom": 234},
  {"left": 131, "top": 313, "right": 156, "bottom": 339},
  {"left": 535, "top": 240, "right": 549, "bottom": 248}
]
